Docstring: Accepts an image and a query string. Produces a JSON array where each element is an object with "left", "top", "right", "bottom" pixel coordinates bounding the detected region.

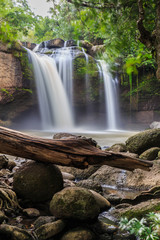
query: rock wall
[{"left": 0, "top": 42, "right": 34, "bottom": 126}]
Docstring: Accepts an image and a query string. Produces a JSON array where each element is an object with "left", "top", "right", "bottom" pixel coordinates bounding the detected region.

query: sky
[{"left": 27, "top": 0, "right": 53, "bottom": 17}]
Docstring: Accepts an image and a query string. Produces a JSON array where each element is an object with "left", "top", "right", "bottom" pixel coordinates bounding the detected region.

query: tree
[
  {"left": 0, "top": 0, "right": 35, "bottom": 43},
  {"left": 56, "top": 0, "right": 159, "bottom": 80}
]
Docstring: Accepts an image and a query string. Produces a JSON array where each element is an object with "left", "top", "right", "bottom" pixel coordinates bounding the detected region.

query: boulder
[
  {"left": 13, "top": 161, "right": 63, "bottom": 203},
  {"left": 125, "top": 129, "right": 160, "bottom": 154},
  {"left": 46, "top": 38, "right": 64, "bottom": 48},
  {"left": 139, "top": 147, "right": 160, "bottom": 160},
  {"left": 35, "top": 220, "right": 66, "bottom": 240},
  {"left": 62, "top": 172, "right": 75, "bottom": 181},
  {"left": 50, "top": 187, "right": 100, "bottom": 221},
  {"left": 65, "top": 40, "right": 77, "bottom": 47},
  {"left": 60, "top": 227, "right": 95, "bottom": 240},
  {"left": 107, "top": 143, "right": 127, "bottom": 152}
]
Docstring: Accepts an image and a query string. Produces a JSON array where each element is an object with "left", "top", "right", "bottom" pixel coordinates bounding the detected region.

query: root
[{"left": 0, "top": 182, "right": 21, "bottom": 212}]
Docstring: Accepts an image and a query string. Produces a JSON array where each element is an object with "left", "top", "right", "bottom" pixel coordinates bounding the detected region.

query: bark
[{"left": 0, "top": 126, "right": 152, "bottom": 171}]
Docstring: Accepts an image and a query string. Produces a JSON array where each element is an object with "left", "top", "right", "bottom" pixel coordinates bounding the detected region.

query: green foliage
[
  {"left": 0, "top": 0, "right": 35, "bottom": 43},
  {"left": 120, "top": 213, "right": 160, "bottom": 240}
]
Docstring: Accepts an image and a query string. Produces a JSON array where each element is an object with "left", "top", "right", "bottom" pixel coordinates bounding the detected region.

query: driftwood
[{"left": 0, "top": 126, "right": 153, "bottom": 171}]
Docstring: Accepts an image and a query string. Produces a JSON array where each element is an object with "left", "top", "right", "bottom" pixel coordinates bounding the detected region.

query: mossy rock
[
  {"left": 139, "top": 147, "right": 160, "bottom": 160},
  {"left": 60, "top": 227, "right": 95, "bottom": 240},
  {"left": 107, "top": 143, "right": 127, "bottom": 152},
  {"left": 126, "top": 129, "right": 160, "bottom": 154},
  {"left": 13, "top": 161, "right": 63, "bottom": 203},
  {"left": 50, "top": 187, "right": 100, "bottom": 221}
]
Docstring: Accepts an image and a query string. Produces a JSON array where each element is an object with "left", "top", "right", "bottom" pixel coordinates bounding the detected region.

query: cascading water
[
  {"left": 99, "top": 60, "right": 118, "bottom": 130},
  {"left": 26, "top": 48, "right": 74, "bottom": 130},
  {"left": 26, "top": 40, "right": 119, "bottom": 131}
]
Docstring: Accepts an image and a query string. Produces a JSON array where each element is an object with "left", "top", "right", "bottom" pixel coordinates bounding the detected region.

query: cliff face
[{"left": 0, "top": 42, "right": 34, "bottom": 126}]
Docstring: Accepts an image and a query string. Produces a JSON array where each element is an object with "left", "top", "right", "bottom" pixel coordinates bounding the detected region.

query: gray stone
[
  {"left": 107, "top": 143, "right": 127, "bottom": 153},
  {"left": 76, "top": 179, "right": 103, "bottom": 193},
  {"left": 62, "top": 172, "right": 75, "bottom": 180},
  {"left": 46, "top": 38, "right": 64, "bottom": 48},
  {"left": 90, "top": 190, "right": 111, "bottom": 211},
  {"left": 50, "top": 187, "right": 100, "bottom": 221},
  {"left": 13, "top": 161, "right": 63, "bottom": 203}
]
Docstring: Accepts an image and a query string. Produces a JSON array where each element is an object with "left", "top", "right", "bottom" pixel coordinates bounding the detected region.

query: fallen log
[{"left": 0, "top": 126, "right": 152, "bottom": 171}]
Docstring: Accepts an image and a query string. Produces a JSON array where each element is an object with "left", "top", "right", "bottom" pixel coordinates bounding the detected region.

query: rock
[
  {"left": 126, "top": 129, "right": 160, "bottom": 154},
  {"left": 66, "top": 40, "right": 77, "bottom": 47},
  {"left": 112, "top": 198, "right": 160, "bottom": 219},
  {"left": 80, "top": 40, "right": 93, "bottom": 51},
  {"left": 23, "top": 208, "right": 40, "bottom": 218},
  {"left": 90, "top": 219, "right": 117, "bottom": 235},
  {"left": 89, "top": 45, "right": 105, "bottom": 57},
  {"left": 0, "top": 211, "right": 8, "bottom": 224},
  {"left": 62, "top": 172, "right": 75, "bottom": 181},
  {"left": 150, "top": 121, "right": 160, "bottom": 129},
  {"left": 13, "top": 161, "right": 63, "bottom": 203},
  {"left": 107, "top": 143, "right": 127, "bottom": 152},
  {"left": 50, "top": 187, "right": 100, "bottom": 221},
  {"left": 0, "top": 155, "right": 8, "bottom": 169},
  {"left": 139, "top": 147, "right": 160, "bottom": 160},
  {"left": 46, "top": 38, "right": 64, "bottom": 48},
  {"left": 7, "top": 160, "right": 16, "bottom": 170},
  {"left": 0, "top": 169, "right": 11, "bottom": 177},
  {"left": 64, "top": 179, "right": 76, "bottom": 188},
  {"left": 90, "top": 190, "right": 111, "bottom": 211},
  {"left": 0, "top": 224, "right": 32, "bottom": 240},
  {"left": 58, "top": 165, "right": 100, "bottom": 180},
  {"left": 53, "top": 132, "right": 78, "bottom": 139},
  {"left": 33, "top": 216, "right": 56, "bottom": 229},
  {"left": 60, "top": 227, "right": 95, "bottom": 240},
  {"left": 76, "top": 179, "right": 103, "bottom": 193},
  {"left": 35, "top": 219, "right": 66, "bottom": 240}
]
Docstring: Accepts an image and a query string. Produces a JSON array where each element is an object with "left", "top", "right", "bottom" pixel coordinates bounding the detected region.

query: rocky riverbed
[{"left": 1, "top": 129, "right": 160, "bottom": 240}]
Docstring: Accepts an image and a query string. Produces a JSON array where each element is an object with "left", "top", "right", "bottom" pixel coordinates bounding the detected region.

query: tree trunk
[{"left": 0, "top": 126, "right": 152, "bottom": 171}]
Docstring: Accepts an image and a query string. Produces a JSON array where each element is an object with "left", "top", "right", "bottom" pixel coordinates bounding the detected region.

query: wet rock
[
  {"left": 113, "top": 232, "right": 136, "bottom": 240},
  {"left": 13, "top": 161, "right": 63, "bottom": 203},
  {"left": 76, "top": 179, "right": 103, "bottom": 193},
  {"left": 33, "top": 216, "right": 56, "bottom": 229},
  {"left": 23, "top": 208, "right": 40, "bottom": 218},
  {"left": 53, "top": 132, "right": 78, "bottom": 139},
  {"left": 90, "top": 190, "right": 111, "bottom": 211},
  {"left": 89, "top": 45, "right": 105, "bottom": 57},
  {"left": 63, "top": 179, "right": 76, "bottom": 188},
  {"left": 139, "top": 147, "right": 160, "bottom": 160},
  {"left": 0, "top": 155, "right": 8, "bottom": 169},
  {"left": 0, "top": 211, "right": 8, "bottom": 224},
  {"left": 35, "top": 219, "right": 66, "bottom": 240},
  {"left": 62, "top": 172, "right": 75, "bottom": 181},
  {"left": 0, "top": 224, "right": 32, "bottom": 240},
  {"left": 90, "top": 219, "right": 117, "bottom": 235},
  {"left": 50, "top": 187, "right": 100, "bottom": 221},
  {"left": 99, "top": 233, "right": 112, "bottom": 240},
  {"left": 46, "top": 38, "right": 64, "bottom": 48},
  {"left": 107, "top": 143, "right": 127, "bottom": 152},
  {"left": 126, "top": 128, "right": 160, "bottom": 154},
  {"left": 60, "top": 227, "right": 95, "bottom": 240},
  {"left": 0, "top": 169, "right": 11, "bottom": 177}
]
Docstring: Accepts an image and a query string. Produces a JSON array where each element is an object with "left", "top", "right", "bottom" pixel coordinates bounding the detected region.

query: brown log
[{"left": 0, "top": 126, "right": 152, "bottom": 171}]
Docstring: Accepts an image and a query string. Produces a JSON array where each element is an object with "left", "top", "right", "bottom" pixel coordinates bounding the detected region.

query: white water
[
  {"left": 26, "top": 48, "right": 73, "bottom": 130},
  {"left": 99, "top": 60, "right": 118, "bottom": 130}
]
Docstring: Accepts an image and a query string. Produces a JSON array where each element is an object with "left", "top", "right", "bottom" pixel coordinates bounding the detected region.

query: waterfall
[
  {"left": 25, "top": 41, "right": 119, "bottom": 131},
  {"left": 26, "top": 48, "right": 74, "bottom": 130},
  {"left": 99, "top": 60, "right": 118, "bottom": 130}
]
